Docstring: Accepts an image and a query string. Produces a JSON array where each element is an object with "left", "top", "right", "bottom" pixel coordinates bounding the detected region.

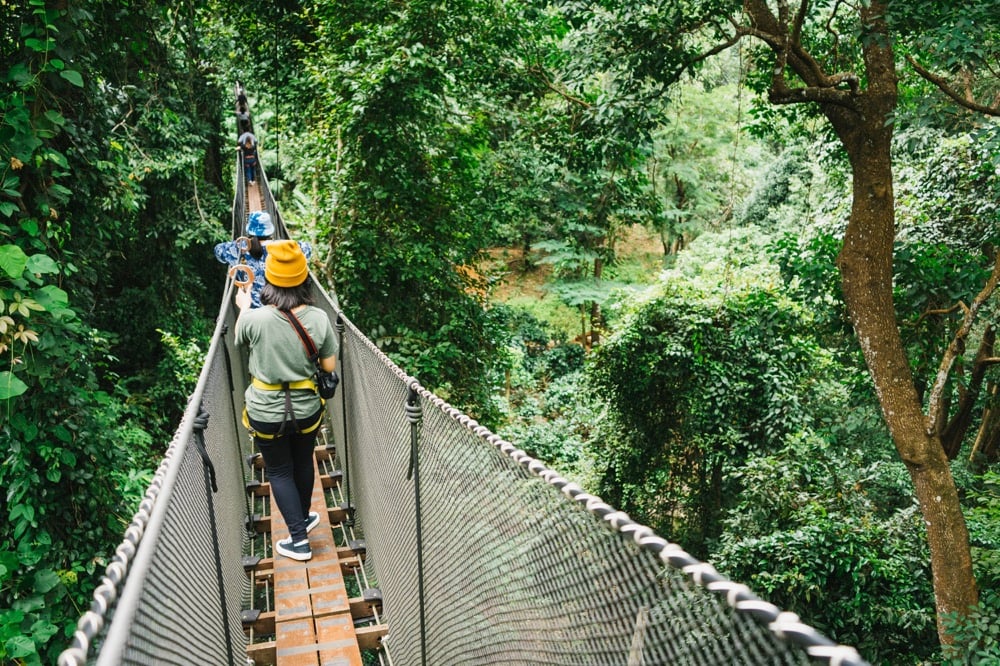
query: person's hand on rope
[{"left": 235, "top": 283, "right": 252, "bottom": 311}]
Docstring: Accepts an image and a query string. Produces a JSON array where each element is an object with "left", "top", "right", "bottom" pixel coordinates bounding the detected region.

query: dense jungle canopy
[{"left": 1, "top": 1, "right": 999, "bottom": 664}]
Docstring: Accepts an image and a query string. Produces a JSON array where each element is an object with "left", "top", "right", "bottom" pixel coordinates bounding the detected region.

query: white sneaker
[
  {"left": 304, "top": 512, "right": 321, "bottom": 534},
  {"left": 275, "top": 537, "right": 312, "bottom": 561}
]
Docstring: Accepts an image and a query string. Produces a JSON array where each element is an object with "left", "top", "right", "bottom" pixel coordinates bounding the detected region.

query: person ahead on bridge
[
  {"left": 238, "top": 131, "right": 258, "bottom": 184},
  {"left": 214, "top": 212, "right": 312, "bottom": 308},
  {"left": 236, "top": 93, "right": 251, "bottom": 132},
  {"left": 235, "top": 240, "right": 337, "bottom": 562}
]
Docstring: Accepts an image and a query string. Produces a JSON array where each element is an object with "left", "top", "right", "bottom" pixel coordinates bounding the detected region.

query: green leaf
[
  {"left": 10, "top": 503, "right": 35, "bottom": 523},
  {"left": 16, "top": 539, "right": 43, "bottom": 567},
  {"left": 0, "top": 371, "right": 29, "bottom": 400},
  {"left": 0, "top": 245, "right": 28, "bottom": 279},
  {"left": 59, "top": 70, "right": 83, "bottom": 87},
  {"left": 26, "top": 254, "right": 58, "bottom": 275},
  {"left": 0, "top": 174, "right": 18, "bottom": 197},
  {"left": 28, "top": 619, "right": 58, "bottom": 644},
  {"left": 33, "top": 569, "right": 60, "bottom": 594},
  {"left": 33, "top": 285, "right": 67, "bottom": 310},
  {"left": 0, "top": 202, "right": 17, "bottom": 218},
  {"left": 12, "top": 595, "right": 43, "bottom": 614},
  {"left": 43, "top": 109, "right": 65, "bottom": 126},
  {"left": 4, "top": 635, "right": 36, "bottom": 658},
  {"left": 24, "top": 37, "right": 54, "bottom": 53}
]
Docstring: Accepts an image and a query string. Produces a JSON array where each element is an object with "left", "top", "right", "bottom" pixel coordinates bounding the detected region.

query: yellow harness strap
[
  {"left": 242, "top": 406, "right": 323, "bottom": 440},
  {"left": 251, "top": 377, "right": 317, "bottom": 392},
  {"left": 244, "top": 376, "right": 323, "bottom": 440}
]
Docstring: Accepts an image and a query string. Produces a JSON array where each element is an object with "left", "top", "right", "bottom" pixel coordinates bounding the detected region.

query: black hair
[
  {"left": 260, "top": 278, "right": 314, "bottom": 310},
  {"left": 249, "top": 236, "right": 267, "bottom": 259}
]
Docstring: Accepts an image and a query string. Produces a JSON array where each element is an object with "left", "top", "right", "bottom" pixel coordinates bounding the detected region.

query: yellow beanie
[{"left": 265, "top": 240, "right": 308, "bottom": 287}]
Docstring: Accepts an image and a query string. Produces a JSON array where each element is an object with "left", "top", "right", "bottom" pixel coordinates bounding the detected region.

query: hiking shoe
[
  {"left": 304, "top": 511, "right": 321, "bottom": 534},
  {"left": 275, "top": 537, "right": 312, "bottom": 561}
]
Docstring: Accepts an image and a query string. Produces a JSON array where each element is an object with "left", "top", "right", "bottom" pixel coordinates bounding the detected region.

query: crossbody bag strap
[{"left": 281, "top": 309, "right": 320, "bottom": 363}]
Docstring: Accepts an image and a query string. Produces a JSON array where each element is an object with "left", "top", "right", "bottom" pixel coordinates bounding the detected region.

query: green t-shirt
[{"left": 236, "top": 305, "right": 338, "bottom": 423}]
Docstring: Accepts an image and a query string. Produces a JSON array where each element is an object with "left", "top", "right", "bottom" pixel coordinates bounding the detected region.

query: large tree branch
[
  {"left": 742, "top": 0, "right": 859, "bottom": 108},
  {"left": 928, "top": 254, "right": 1000, "bottom": 435},
  {"left": 674, "top": 32, "right": 743, "bottom": 81},
  {"left": 791, "top": 0, "right": 809, "bottom": 45},
  {"left": 907, "top": 55, "right": 1000, "bottom": 117},
  {"left": 527, "top": 66, "right": 592, "bottom": 109},
  {"left": 768, "top": 82, "right": 856, "bottom": 107},
  {"left": 942, "top": 326, "right": 996, "bottom": 459}
]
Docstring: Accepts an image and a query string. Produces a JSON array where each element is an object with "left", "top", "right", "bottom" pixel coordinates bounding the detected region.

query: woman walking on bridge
[
  {"left": 235, "top": 241, "right": 337, "bottom": 561},
  {"left": 214, "top": 212, "right": 312, "bottom": 309}
]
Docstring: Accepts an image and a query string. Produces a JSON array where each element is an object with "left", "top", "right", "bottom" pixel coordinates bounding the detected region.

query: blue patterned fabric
[
  {"left": 247, "top": 211, "right": 273, "bottom": 237},
  {"left": 214, "top": 239, "right": 312, "bottom": 308}
]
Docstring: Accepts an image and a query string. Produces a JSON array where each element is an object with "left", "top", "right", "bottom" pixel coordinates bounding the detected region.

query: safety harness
[{"left": 242, "top": 375, "right": 323, "bottom": 440}]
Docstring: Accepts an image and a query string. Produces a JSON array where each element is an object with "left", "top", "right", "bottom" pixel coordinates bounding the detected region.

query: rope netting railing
[
  {"left": 325, "top": 307, "right": 871, "bottom": 666},
  {"left": 58, "top": 295, "right": 253, "bottom": 665},
  {"left": 57, "top": 270, "right": 873, "bottom": 665}
]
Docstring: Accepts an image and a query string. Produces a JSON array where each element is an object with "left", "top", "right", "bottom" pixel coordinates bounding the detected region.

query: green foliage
[
  {"left": 715, "top": 434, "right": 937, "bottom": 663},
  {"left": 499, "top": 369, "right": 592, "bottom": 470},
  {"left": 0, "top": 2, "right": 227, "bottom": 661},
  {"left": 941, "top": 589, "right": 1000, "bottom": 665},
  {"left": 736, "top": 146, "right": 815, "bottom": 230},
  {"left": 937, "top": 471, "right": 1000, "bottom": 663},
  {"left": 494, "top": 304, "right": 596, "bottom": 478},
  {"left": 963, "top": 471, "right": 1000, "bottom": 591},
  {"left": 158, "top": 328, "right": 205, "bottom": 392},
  {"left": 0, "top": 252, "right": 152, "bottom": 662},
  {"left": 587, "top": 235, "right": 844, "bottom": 551},
  {"left": 769, "top": 227, "right": 851, "bottom": 342},
  {"left": 648, "top": 65, "right": 763, "bottom": 251},
  {"left": 294, "top": 0, "right": 554, "bottom": 421}
]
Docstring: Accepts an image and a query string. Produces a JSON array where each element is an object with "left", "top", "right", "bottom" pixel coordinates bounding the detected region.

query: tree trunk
[
  {"left": 829, "top": 19, "right": 978, "bottom": 640},
  {"left": 591, "top": 255, "right": 603, "bottom": 345},
  {"left": 971, "top": 382, "right": 1000, "bottom": 465}
]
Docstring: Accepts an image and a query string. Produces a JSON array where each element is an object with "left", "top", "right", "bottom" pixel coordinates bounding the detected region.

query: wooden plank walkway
[
  {"left": 246, "top": 447, "right": 385, "bottom": 666},
  {"left": 246, "top": 179, "right": 264, "bottom": 214}
]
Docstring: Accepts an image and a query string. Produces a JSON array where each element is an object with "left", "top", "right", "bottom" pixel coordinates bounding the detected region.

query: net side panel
[
  {"left": 99, "top": 322, "right": 250, "bottom": 665},
  {"left": 336, "top": 327, "right": 814, "bottom": 666}
]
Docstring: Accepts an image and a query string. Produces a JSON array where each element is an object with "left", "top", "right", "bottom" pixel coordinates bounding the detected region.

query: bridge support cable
[
  {"left": 405, "top": 388, "right": 429, "bottom": 666},
  {"left": 191, "top": 406, "right": 238, "bottom": 665},
  {"left": 336, "top": 314, "right": 354, "bottom": 525}
]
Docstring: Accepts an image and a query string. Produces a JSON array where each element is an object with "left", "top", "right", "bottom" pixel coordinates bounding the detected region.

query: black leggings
[{"left": 250, "top": 409, "right": 322, "bottom": 543}]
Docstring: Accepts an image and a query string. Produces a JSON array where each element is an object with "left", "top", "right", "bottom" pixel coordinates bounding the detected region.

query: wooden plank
[
  {"left": 246, "top": 640, "right": 276, "bottom": 665},
  {"left": 355, "top": 624, "right": 389, "bottom": 652},
  {"left": 252, "top": 453, "right": 366, "bottom": 666},
  {"left": 276, "top": 618, "right": 320, "bottom": 665},
  {"left": 245, "top": 609, "right": 275, "bottom": 636},
  {"left": 252, "top": 446, "right": 332, "bottom": 469},
  {"left": 348, "top": 597, "right": 381, "bottom": 621},
  {"left": 248, "top": 471, "right": 340, "bottom": 498}
]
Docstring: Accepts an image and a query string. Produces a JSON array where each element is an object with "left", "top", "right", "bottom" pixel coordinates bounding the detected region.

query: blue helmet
[{"left": 247, "top": 211, "right": 274, "bottom": 238}]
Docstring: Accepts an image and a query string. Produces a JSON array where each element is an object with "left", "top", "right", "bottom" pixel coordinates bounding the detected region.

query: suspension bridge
[{"left": 56, "top": 85, "right": 870, "bottom": 666}]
